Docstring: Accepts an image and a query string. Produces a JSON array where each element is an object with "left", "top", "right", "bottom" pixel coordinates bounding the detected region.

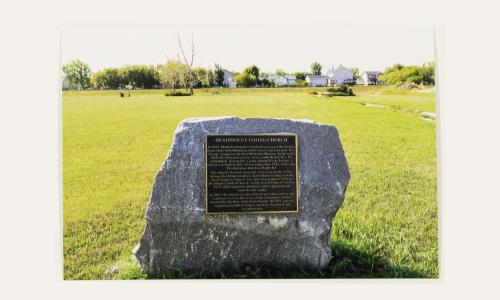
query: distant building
[
  {"left": 305, "top": 75, "right": 328, "bottom": 87},
  {"left": 223, "top": 70, "right": 237, "bottom": 88},
  {"left": 327, "top": 65, "right": 354, "bottom": 85},
  {"left": 267, "top": 75, "right": 297, "bottom": 86},
  {"left": 61, "top": 75, "right": 78, "bottom": 90},
  {"left": 361, "top": 71, "right": 381, "bottom": 85}
]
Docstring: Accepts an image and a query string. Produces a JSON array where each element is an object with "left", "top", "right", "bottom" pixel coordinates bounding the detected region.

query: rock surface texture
[{"left": 134, "top": 117, "right": 350, "bottom": 276}]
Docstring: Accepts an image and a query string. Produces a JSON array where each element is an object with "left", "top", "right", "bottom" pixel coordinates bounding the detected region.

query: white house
[
  {"left": 305, "top": 75, "right": 328, "bottom": 87},
  {"left": 267, "top": 75, "right": 296, "bottom": 86},
  {"left": 223, "top": 70, "right": 237, "bottom": 88},
  {"left": 327, "top": 65, "right": 354, "bottom": 85},
  {"left": 361, "top": 71, "right": 381, "bottom": 85}
]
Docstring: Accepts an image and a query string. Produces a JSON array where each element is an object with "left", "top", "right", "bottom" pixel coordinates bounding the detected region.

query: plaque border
[{"left": 204, "top": 133, "right": 299, "bottom": 215}]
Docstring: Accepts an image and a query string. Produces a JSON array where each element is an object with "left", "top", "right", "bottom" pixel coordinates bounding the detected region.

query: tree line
[
  {"left": 62, "top": 59, "right": 435, "bottom": 90},
  {"left": 379, "top": 63, "right": 435, "bottom": 85},
  {"left": 62, "top": 60, "right": 227, "bottom": 90},
  {"left": 61, "top": 60, "right": 318, "bottom": 90}
]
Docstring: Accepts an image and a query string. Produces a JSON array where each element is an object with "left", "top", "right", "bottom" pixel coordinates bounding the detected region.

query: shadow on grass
[
  {"left": 327, "top": 241, "right": 427, "bottom": 278},
  {"left": 135, "top": 241, "right": 427, "bottom": 279}
]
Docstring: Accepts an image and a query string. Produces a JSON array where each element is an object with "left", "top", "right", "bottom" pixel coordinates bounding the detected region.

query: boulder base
[{"left": 134, "top": 117, "right": 350, "bottom": 276}]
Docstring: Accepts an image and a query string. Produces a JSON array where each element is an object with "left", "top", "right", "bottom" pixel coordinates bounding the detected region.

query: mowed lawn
[{"left": 62, "top": 87, "right": 437, "bottom": 279}]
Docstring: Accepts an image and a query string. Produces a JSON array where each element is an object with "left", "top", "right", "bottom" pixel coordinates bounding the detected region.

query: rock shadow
[{"left": 144, "top": 241, "right": 430, "bottom": 279}]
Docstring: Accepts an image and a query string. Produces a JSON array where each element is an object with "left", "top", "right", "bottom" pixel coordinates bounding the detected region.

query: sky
[{"left": 61, "top": 23, "right": 435, "bottom": 74}]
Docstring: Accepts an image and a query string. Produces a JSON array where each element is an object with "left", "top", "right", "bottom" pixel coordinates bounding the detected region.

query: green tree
[
  {"left": 275, "top": 69, "right": 287, "bottom": 76},
  {"left": 383, "top": 63, "right": 405, "bottom": 74},
  {"left": 62, "top": 59, "right": 92, "bottom": 89},
  {"left": 92, "top": 67, "right": 125, "bottom": 89},
  {"left": 236, "top": 72, "right": 257, "bottom": 87},
  {"left": 141, "top": 65, "right": 161, "bottom": 89},
  {"left": 214, "top": 63, "right": 225, "bottom": 87},
  {"left": 159, "top": 60, "right": 188, "bottom": 91},
  {"left": 244, "top": 65, "right": 260, "bottom": 78},
  {"left": 92, "top": 65, "right": 160, "bottom": 89},
  {"left": 294, "top": 72, "right": 307, "bottom": 81},
  {"left": 260, "top": 78, "right": 271, "bottom": 87},
  {"left": 400, "top": 66, "right": 424, "bottom": 84},
  {"left": 121, "top": 65, "right": 160, "bottom": 89},
  {"left": 204, "top": 69, "right": 216, "bottom": 87},
  {"left": 311, "top": 62, "right": 322, "bottom": 75},
  {"left": 350, "top": 67, "right": 360, "bottom": 81},
  {"left": 91, "top": 70, "right": 104, "bottom": 89},
  {"left": 121, "top": 65, "right": 140, "bottom": 88},
  {"left": 379, "top": 63, "right": 435, "bottom": 86},
  {"left": 236, "top": 65, "right": 260, "bottom": 87},
  {"left": 192, "top": 67, "right": 207, "bottom": 88},
  {"left": 421, "top": 62, "right": 435, "bottom": 85},
  {"left": 259, "top": 71, "right": 270, "bottom": 78}
]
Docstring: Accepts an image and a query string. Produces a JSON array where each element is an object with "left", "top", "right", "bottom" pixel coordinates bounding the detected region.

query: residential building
[
  {"left": 223, "top": 70, "right": 237, "bottom": 88},
  {"left": 267, "top": 75, "right": 297, "bottom": 86},
  {"left": 327, "top": 65, "right": 354, "bottom": 85},
  {"left": 305, "top": 75, "right": 328, "bottom": 87},
  {"left": 361, "top": 71, "right": 381, "bottom": 85}
]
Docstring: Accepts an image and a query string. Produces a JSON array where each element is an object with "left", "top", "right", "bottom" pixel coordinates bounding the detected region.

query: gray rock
[{"left": 134, "top": 117, "right": 350, "bottom": 276}]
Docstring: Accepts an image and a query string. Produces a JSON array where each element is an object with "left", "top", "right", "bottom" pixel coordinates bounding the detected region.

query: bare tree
[{"left": 177, "top": 33, "right": 202, "bottom": 95}]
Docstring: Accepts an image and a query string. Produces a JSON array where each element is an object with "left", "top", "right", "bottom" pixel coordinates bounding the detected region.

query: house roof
[
  {"left": 327, "top": 65, "right": 352, "bottom": 75},
  {"left": 267, "top": 75, "right": 296, "bottom": 81},
  {"left": 306, "top": 75, "right": 328, "bottom": 79},
  {"left": 363, "top": 71, "right": 381, "bottom": 75},
  {"left": 329, "top": 65, "right": 351, "bottom": 72}
]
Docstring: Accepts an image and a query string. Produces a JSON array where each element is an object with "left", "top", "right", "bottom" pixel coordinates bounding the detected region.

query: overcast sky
[{"left": 61, "top": 23, "right": 435, "bottom": 74}]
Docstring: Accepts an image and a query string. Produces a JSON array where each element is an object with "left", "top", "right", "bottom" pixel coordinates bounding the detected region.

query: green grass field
[{"left": 62, "top": 86, "right": 437, "bottom": 279}]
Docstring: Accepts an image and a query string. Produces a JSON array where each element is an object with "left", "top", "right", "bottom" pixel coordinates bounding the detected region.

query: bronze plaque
[{"left": 205, "top": 134, "right": 298, "bottom": 214}]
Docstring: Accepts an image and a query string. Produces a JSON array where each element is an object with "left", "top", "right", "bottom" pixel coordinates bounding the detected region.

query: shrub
[
  {"left": 295, "top": 80, "right": 308, "bottom": 87},
  {"left": 398, "top": 82, "right": 420, "bottom": 90},
  {"left": 119, "top": 92, "right": 125, "bottom": 97},
  {"left": 326, "top": 85, "right": 345, "bottom": 93},
  {"left": 324, "top": 85, "right": 355, "bottom": 96},
  {"left": 165, "top": 91, "right": 192, "bottom": 97}
]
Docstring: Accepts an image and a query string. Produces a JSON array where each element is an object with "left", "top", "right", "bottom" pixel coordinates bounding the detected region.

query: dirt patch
[
  {"left": 362, "top": 103, "right": 389, "bottom": 109},
  {"left": 416, "top": 89, "right": 435, "bottom": 93},
  {"left": 421, "top": 112, "right": 435, "bottom": 120},
  {"left": 363, "top": 102, "right": 436, "bottom": 122}
]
